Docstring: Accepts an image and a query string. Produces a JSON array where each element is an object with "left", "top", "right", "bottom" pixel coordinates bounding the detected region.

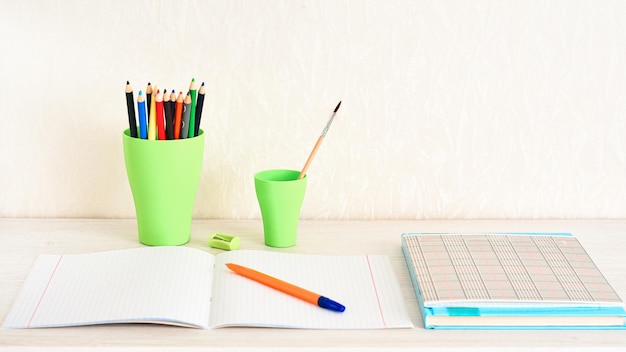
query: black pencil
[
  {"left": 146, "top": 82, "right": 153, "bottom": 120},
  {"left": 194, "top": 82, "right": 205, "bottom": 136},
  {"left": 169, "top": 90, "right": 177, "bottom": 137},
  {"left": 125, "top": 81, "right": 138, "bottom": 138},
  {"left": 164, "top": 88, "right": 173, "bottom": 140}
]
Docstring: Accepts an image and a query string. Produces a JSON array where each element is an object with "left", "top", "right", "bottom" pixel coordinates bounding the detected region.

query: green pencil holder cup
[
  {"left": 123, "top": 129, "right": 204, "bottom": 246},
  {"left": 254, "top": 169, "right": 307, "bottom": 248}
]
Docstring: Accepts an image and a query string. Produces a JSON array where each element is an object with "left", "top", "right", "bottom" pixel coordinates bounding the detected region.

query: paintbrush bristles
[
  {"left": 333, "top": 101, "right": 342, "bottom": 113},
  {"left": 321, "top": 101, "right": 341, "bottom": 137}
]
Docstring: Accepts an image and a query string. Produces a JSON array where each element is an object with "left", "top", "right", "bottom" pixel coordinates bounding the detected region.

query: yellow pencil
[{"left": 147, "top": 85, "right": 158, "bottom": 140}]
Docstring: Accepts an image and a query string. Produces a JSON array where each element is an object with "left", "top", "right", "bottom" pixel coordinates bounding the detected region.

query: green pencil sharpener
[{"left": 208, "top": 233, "right": 240, "bottom": 251}]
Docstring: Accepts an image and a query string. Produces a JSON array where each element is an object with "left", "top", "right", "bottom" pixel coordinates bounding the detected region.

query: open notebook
[
  {"left": 401, "top": 232, "right": 626, "bottom": 329},
  {"left": 4, "top": 247, "right": 412, "bottom": 329}
]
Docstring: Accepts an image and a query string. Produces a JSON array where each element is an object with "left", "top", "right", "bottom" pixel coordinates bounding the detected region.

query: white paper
[
  {"left": 4, "top": 247, "right": 412, "bottom": 330},
  {"left": 4, "top": 247, "right": 214, "bottom": 328},
  {"left": 209, "top": 250, "right": 412, "bottom": 329}
]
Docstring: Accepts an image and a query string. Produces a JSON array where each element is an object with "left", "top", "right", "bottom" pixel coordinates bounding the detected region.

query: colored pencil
[
  {"left": 181, "top": 92, "right": 192, "bottom": 139},
  {"left": 155, "top": 90, "right": 166, "bottom": 140},
  {"left": 194, "top": 82, "right": 205, "bottom": 136},
  {"left": 147, "top": 85, "right": 158, "bottom": 140},
  {"left": 187, "top": 79, "right": 197, "bottom": 138},
  {"left": 169, "top": 90, "right": 177, "bottom": 137},
  {"left": 146, "top": 82, "right": 153, "bottom": 118},
  {"left": 125, "top": 81, "right": 138, "bottom": 138},
  {"left": 163, "top": 89, "right": 173, "bottom": 140},
  {"left": 137, "top": 90, "right": 148, "bottom": 139},
  {"left": 174, "top": 91, "right": 184, "bottom": 139}
]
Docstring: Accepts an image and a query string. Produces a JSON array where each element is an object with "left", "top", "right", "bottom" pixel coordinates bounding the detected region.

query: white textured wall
[{"left": 1, "top": 0, "right": 625, "bottom": 219}]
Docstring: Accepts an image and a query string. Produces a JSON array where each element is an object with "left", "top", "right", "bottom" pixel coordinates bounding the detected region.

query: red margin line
[
  {"left": 27, "top": 255, "right": 63, "bottom": 328},
  {"left": 366, "top": 255, "right": 386, "bottom": 327}
]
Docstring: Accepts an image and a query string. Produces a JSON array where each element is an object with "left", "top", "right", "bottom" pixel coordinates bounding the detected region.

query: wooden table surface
[{"left": 1, "top": 219, "right": 625, "bottom": 351}]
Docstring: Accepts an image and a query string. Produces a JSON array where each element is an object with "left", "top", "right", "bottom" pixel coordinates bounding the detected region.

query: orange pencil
[
  {"left": 226, "top": 263, "right": 345, "bottom": 312},
  {"left": 155, "top": 90, "right": 166, "bottom": 140},
  {"left": 174, "top": 92, "right": 184, "bottom": 139}
]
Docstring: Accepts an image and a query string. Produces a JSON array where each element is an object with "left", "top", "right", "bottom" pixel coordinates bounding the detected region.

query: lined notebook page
[
  {"left": 209, "top": 250, "right": 412, "bottom": 329},
  {"left": 4, "top": 247, "right": 214, "bottom": 328}
]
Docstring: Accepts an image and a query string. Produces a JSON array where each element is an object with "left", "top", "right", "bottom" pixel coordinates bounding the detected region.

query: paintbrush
[{"left": 298, "top": 101, "right": 342, "bottom": 179}]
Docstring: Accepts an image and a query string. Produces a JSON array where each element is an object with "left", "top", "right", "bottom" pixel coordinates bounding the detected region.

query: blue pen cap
[{"left": 318, "top": 296, "right": 345, "bottom": 312}]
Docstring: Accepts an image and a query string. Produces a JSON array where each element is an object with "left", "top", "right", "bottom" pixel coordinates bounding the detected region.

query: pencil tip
[
  {"left": 334, "top": 101, "right": 342, "bottom": 113},
  {"left": 147, "top": 82, "right": 151, "bottom": 85},
  {"left": 138, "top": 90, "right": 143, "bottom": 96},
  {"left": 201, "top": 82, "right": 205, "bottom": 86},
  {"left": 126, "top": 80, "right": 130, "bottom": 85},
  {"left": 192, "top": 78, "right": 195, "bottom": 82}
]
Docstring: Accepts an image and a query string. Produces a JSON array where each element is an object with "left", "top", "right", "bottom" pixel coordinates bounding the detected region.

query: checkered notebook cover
[{"left": 401, "top": 233, "right": 626, "bottom": 329}]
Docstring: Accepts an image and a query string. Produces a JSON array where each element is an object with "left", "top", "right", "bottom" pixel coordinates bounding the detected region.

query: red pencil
[{"left": 155, "top": 90, "right": 166, "bottom": 140}]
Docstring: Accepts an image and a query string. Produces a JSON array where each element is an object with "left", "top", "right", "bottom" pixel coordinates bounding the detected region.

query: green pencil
[{"left": 188, "top": 78, "right": 197, "bottom": 138}]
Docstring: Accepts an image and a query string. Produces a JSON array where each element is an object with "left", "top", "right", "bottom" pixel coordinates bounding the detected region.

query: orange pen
[{"left": 226, "top": 263, "right": 345, "bottom": 312}]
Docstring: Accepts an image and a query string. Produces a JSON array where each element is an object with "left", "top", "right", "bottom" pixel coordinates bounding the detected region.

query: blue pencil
[{"left": 137, "top": 90, "right": 148, "bottom": 139}]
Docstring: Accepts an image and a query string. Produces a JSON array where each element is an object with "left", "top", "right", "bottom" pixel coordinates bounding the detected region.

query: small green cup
[
  {"left": 123, "top": 129, "right": 204, "bottom": 246},
  {"left": 254, "top": 169, "right": 307, "bottom": 248}
]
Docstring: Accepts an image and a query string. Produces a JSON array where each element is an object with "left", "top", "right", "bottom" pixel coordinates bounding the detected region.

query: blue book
[{"left": 401, "top": 232, "right": 626, "bottom": 329}]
